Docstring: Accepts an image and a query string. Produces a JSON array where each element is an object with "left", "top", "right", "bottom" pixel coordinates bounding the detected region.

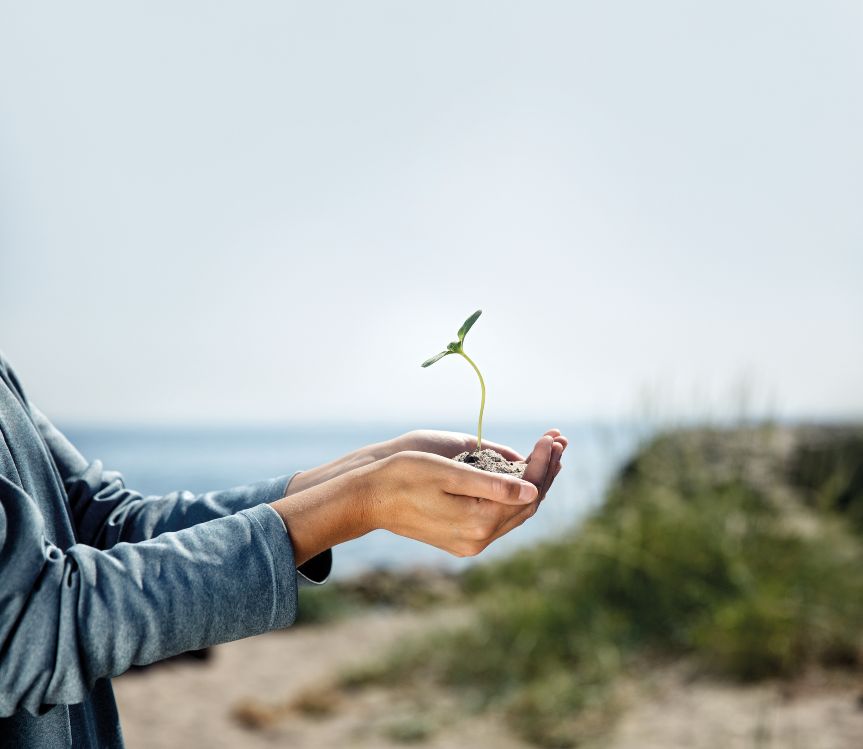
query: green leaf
[
  {"left": 457, "top": 309, "right": 482, "bottom": 342},
  {"left": 447, "top": 341, "right": 461, "bottom": 353},
  {"left": 421, "top": 350, "right": 451, "bottom": 368}
]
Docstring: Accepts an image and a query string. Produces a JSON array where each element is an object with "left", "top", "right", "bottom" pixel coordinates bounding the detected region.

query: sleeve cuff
[
  {"left": 240, "top": 503, "right": 301, "bottom": 630},
  {"left": 258, "top": 472, "right": 333, "bottom": 586},
  {"left": 297, "top": 548, "right": 332, "bottom": 585},
  {"left": 246, "top": 473, "right": 297, "bottom": 504}
]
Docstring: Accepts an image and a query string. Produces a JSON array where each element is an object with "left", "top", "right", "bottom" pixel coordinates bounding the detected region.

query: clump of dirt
[{"left": 454, "top": 448, "right": 527, "bottom": 478}]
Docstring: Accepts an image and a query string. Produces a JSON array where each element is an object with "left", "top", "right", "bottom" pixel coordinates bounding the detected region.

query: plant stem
[{"left": 459, "top": 351, "right": 485, "bottom": 451}]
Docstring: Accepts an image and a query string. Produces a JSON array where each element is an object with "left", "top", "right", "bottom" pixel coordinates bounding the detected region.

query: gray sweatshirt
[{"left": 0, "top": 353, "right": 331, "bottom": 748}]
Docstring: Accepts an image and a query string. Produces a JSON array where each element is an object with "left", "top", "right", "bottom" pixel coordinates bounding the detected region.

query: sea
[{"left": 62, "top": 422, "right": 643, "bottom": 580}]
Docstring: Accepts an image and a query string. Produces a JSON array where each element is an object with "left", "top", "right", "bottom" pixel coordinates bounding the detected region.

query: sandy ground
[
  {"left": 114, "top": 610, "right": 863, "bottom": 749},
  {"left": 113, "top": 608, "right": 526, "bottom": 749},
  {"left": 609, "top": 669, "right": 863, "bottom": 749}
]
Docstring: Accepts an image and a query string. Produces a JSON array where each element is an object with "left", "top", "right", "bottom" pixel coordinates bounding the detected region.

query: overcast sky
[{"left": 1, "top": 1, "right": 860, "bottom": 426}]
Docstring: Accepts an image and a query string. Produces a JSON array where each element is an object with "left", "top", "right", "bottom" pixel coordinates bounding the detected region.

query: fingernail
[{"left": 519, "top": 483, "right": 535, "bottom": 502}]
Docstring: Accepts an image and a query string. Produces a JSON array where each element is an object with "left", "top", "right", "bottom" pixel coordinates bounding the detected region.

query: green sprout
[{"left": 421, "top": 309, "right": 487, "bottom": 451}]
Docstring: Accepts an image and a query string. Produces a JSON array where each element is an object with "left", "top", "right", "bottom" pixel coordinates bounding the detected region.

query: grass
[
  {"left": 787, "top": 428, "right": 863, "bottom": 532},
  {"left": 297, "top": 583, "right": 356, "bottom": 625},
  {"left": 341, "top": 425, "right": 863, "bottom": 747},
  {"left": 297, "top": 567, "right": 466, "bottom": 626}
]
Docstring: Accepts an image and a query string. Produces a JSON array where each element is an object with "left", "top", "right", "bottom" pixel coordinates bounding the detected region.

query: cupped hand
[
  {"left": 272, "top": 430, "right": 568, "bottom": 565},
  {"left": 392, "top": 429, "right": 567, "bottom": 502},
  {"left": 367, "top": 451, "right": 539, "bottom": 557},
  {"left": 287, "top": 429, "right": 525, "bottom": 496},
  {"left": 287, "top": 427, "right": 567, "bottom": 507},
  {"left": 373, "top": 428, "right": 569, "bottom": 555}
]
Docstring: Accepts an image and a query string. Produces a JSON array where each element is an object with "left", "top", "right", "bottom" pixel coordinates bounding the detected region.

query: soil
[{"left": 454, "top": 448, "right": 527, "bottom": 478}]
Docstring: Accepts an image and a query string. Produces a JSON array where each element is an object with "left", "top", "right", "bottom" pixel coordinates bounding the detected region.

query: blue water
[{"left": 62, "top": 422, "right": 641, "bottom": 580}]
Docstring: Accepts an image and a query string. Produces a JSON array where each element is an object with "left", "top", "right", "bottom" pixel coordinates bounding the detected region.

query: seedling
[{"left": 421, "top": 309, "right": 486, "bottom": 451}]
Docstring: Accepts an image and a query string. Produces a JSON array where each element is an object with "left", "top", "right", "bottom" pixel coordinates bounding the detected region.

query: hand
[
  {"left": 284, "top": 430, "right": 521, "bottom": 496},
  {"left": 522, "top": 428, "right": 567, "bottom": 502},
  {"left": 270, "top": 449, "right": 539, "bottom": 564},
  {"left": 392, "top": 429, "right": 526, "bottom": 461},
  {"left": 285, "top": 428, "right": 564, "bottom": 496},
  {"left": 367, "top": 451, "right": 540, "bottom": 557},
  {"left": 398, "top": 429, "right": 567, "bottom": 503}
]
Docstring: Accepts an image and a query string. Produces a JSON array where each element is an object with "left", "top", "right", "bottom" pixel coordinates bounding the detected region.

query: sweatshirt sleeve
[
  {"left": 29, "top": 406, "right": 331, "bottom": 584},
  {"left": 0, "top": 474, "right": 298, "bottom": 717}
]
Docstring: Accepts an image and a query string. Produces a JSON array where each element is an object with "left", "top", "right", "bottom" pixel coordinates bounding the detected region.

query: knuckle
[
  {"left": 453, "top": 541, "right": 483, "bottom": 557},
  {"left": 386, "top": 452, "right": 411, "bottom": 471},
  {"left": 442, "top": 471, "right": 461, "bottom": 495},
  {"left": 464, "top": 541, "right": 484, "bottom": 557},
  {"left": 382, "top": 454, "right": 409, "bottom": 484},
  {"left": 505, "top": 477, "right": 522, "bottom": 503},
  {"left": 390, "top": 451, "right": 428, "bottom": 472},
  {"left": 489, "top": 474, "right": 508, "bottom": 501},
  {"left": 485, "top": 504, "right": 508, "bottom": 527},
  {"left": 404, "top": 430, "right": 427, "bottom": 449}
]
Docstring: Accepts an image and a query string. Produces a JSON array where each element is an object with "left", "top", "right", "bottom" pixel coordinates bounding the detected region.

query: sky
[{"left": 1, "top": 1, "right": 861, "bottom": 426}]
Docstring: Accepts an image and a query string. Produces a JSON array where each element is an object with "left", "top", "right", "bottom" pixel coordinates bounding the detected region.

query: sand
[
  {"left": 114, "top": 609, "right": 863, "bottom": 749},
  {"left": 453, "top": 448, "right": 527, "bottom": 477}
]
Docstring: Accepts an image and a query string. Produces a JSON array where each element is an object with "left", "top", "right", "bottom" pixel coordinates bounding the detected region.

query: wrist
[
  {"left": 357, "top": 457, "right": 390, "bottom": 532},
  {"left": 286, "top": 440, "right": 397, "bottom": 497},
  {"left": 270, "top": 465, "right": 377, "bottom": 566},
  {"left": 362, "top": 454, "right": 413, "bottom": 535}
]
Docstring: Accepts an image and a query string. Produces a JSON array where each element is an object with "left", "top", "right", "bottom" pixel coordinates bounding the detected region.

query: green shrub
[
  {"left": 345, "top": 427, "right": 863, "bottom": 747},
  {"left": 788, "top": 429, "right": 863, "bottom": 531},
  {"left": 296, "top": 584, "right": 354, "bottom": 625}
]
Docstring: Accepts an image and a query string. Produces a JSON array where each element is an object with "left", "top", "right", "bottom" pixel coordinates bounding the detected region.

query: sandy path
[
  {"left": 609, "top": 672, "right": 863, "bottom": 749},
  {"left": 114, "top": 611, "right": 863, "bottom": 749},
  {"left": 113, "top": 607, "right": 530, "bottom": 749}
]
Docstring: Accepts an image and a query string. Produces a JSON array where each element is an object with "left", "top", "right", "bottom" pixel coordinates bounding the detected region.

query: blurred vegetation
[
  {"left": 340, "top": 425, "right": 863, "bottom": 748},
  {"left": 787, "top": 429, "right": 863, "bottom": 533},
  {"left": 297, "top": 567, "right": 466, "bottom": 625}
]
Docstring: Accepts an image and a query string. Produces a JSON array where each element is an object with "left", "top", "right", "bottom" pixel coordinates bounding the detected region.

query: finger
[
  {"left": 523, "top": 435, "right": 553, "bottom": 485},
  {"left": 539, "top": 441, "right": 564, "bottom": 500},
  {"left": 544, "top": 429, "right": 569, "bottom": 451},
  {"left": 526, "top": 432, "right": 558, "bottom": 463},
  {"left": 430, "top": 455, "right": 537, "bottom": 505}
]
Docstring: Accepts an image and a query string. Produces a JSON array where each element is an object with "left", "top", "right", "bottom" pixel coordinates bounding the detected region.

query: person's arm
[
  {"left": 0, "top": 443, "right": 540, "bottom": 718},
  {"left": 31, "top": 405, "right": 290, "bottom": 545},
  {"left": 270, "top": 450, "right": 544, "bottom": 565},
  {"left": 29, "top": 406, "right": 332, "bottom": 582},
  {"left": 30, "top": 407, "right": 566, "bottom": 584},
  {"left": 0, "top": 474, "right": 300, "bottom": 717}
]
